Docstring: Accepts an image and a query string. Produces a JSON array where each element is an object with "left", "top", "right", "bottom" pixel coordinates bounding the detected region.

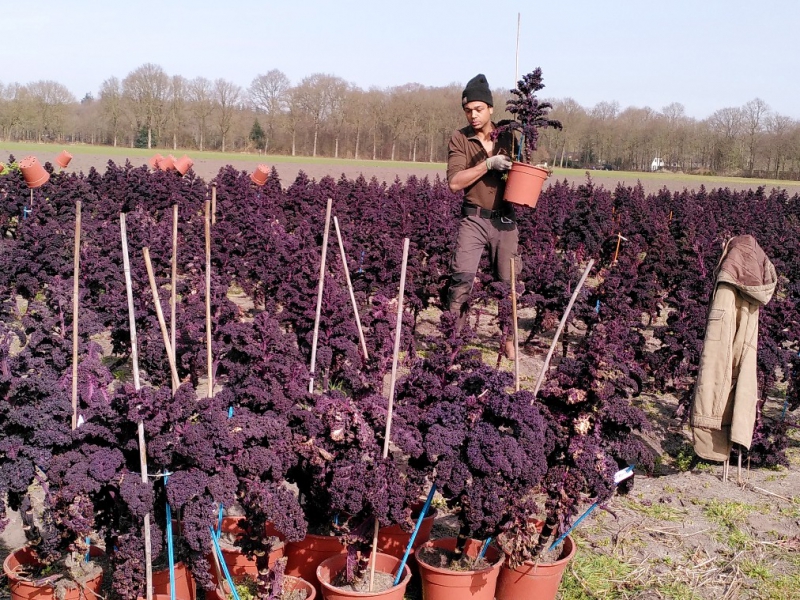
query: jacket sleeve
[
  {"left": 446, "top": 132, "right": 467, "bottom": 184},
  {"left": 691, "top": 284, "right": 737, "bottom": 430}
]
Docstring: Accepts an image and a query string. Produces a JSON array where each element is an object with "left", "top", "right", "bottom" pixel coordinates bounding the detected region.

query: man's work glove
[{"left": 485, "top": 155, "right": 513, "bottom": 171}]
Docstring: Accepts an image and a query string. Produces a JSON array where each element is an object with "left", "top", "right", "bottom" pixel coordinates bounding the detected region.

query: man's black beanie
[{"left": 461, "top": 74, "right": 493, "bottom": 107}]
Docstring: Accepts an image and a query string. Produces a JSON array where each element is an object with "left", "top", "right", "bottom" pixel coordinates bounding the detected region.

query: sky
[{"left": 2, "top": 0, "right": 799, "bottom": 120}]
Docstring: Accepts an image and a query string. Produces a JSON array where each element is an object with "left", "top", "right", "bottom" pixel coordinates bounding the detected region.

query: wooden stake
[
  {"left": 170, "top": 205, "right": 178, "bottom": 362},
  {"left": 143, "top": 247, "right": 180, "bottom": 392},
  {"left": 30, "top": 188, "right": 33, "bottom": 212},
  {"left": 308, "top": 198, "right": 333, "bottom": 394},
  {"left": 532, "top": 259, "right": 595, "bottom": 400},
  {"left": 120, "top": 214, "right": 153, "bottom": 600},
  {"left": 333, "top": 216, "right": 369, "bottom": 361},
  {"left": 369, "top": 238, "right": 410, "bottom": 591},
  {"left": 205, "top": 200, "right": 213, "bottom": 398},
  {"left": 71, "top": 201, "right": 81, "bottom": 430},
  {"left": 510, "top": 258, "right": 520, "bottom": 392},
  {"left": 211, "top": 183, "right": 217, "bottom": 226},
  {"left": 612, "top": 233, "right": 625, "bottom": 264}
]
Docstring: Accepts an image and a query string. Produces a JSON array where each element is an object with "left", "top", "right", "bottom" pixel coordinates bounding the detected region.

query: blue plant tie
[
  {"left": 165, "top": 472, "right": 176, "bottom": 600},
  {"left": 217, "top": 504, "right": 225, "bottom": 537},
  {"left": 85, "top": 537, "right": 91, "bottom": 562},
  {"left": 477, "top": 537, "right": 491, "bottom": 560},
  {"left": 333, "top": 513, "right": 339, "bottom": 526},
  {"left": 595, "top": 300, "right": 601, "bottom": 313},
  {"left": 394, "top": 484, "right": 436, "bottom": 585},
  {"left": 228, "top": 406, "right": 234, "bottom": 418},
  {"left": 516, "top": 134, "right": 524, "bottom": 162},
  {"left": 22, "top": 206, "right": 30, "bottom": 220},
  {"left": 782, "top": 398, "right": 788, "bottom": 421},
  {"left": 210, "top": 526, "right": 241, "bottom": 600},
  {"left": 357, "top": 250, "right": 365, "bottom": 274}
]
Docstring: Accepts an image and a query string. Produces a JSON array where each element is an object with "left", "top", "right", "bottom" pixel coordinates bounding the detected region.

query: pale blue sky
[{"left": 3, "top": 0, "right": 798, "bottom": 119}]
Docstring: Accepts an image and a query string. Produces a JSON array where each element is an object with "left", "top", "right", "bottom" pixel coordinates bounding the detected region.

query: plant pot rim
[
  {"left": 499, "top": 532, "right": 576, "bottom": 569},
  {"left": 417, "top": 538, "right": 504, "bottom": 574},
  {"left": 316, "top": 551, "right": 411, "bottom": 595}
]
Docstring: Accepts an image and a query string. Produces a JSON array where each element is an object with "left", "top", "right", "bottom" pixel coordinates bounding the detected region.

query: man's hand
[{"left": 485, "top": 155, "right": 513, "bottom": 171}]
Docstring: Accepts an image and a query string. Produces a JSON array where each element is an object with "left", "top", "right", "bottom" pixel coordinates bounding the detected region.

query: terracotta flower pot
[
  {"left": 158, "top": 155, "right": 176, "bottom": 171},
  {"left": 205, "top": 575, "right": 316, "bottom": 600},
  {"left": 416, "top": 537, "right": 503, "bottom": 600},
  {"left": 152, "top": 560, "right": 196, "bottom": 600},
  {"left": 4, "top": 546, "right": 104, "bottom": 600},
  {"left": 56, "top": 150, "right": 73, "bottom": 168},
  {"left": 495, "top": 534, "right": 576, "bottom": 600},
  {"left": 206, "top": 517, "right": 285, "bottom": 584},
  {"left": 149, "top": 154, "right": 164, "bottom": 169},
  {"left": 139, "top": 595, "right": 193, "bottom": 600},
  {"left": 18, "top": 156, "right": 50, "bottom": 189},
  {"left": 175, "top": 155, "right": 194, "bottom": 175},
  {"left": 316, "top": 552, "right": 410, "bottom": 600},
  {"left": 250, "top": 164, "right": 270, "bottom": 186},
  {"left": 377, "top": 505, "right": 438, "bottom": 560},
  {"left": 503, "top": 162, "right": 549, "bottom": 208},
  {"left": 0, "top": 162, "right": 7, "bottom": 174},
  {"left": 285, "top": 533, "right": 346, "bottom": 596}
]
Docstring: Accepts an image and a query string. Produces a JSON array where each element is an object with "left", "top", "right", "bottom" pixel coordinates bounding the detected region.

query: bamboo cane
[
  {"left": 211, "top": 183, "right": 217, "bottom": 226},
  {"left": 30, "top": 188, "right": 33, "bottom": 212},
  {"left": 120, "top": 214, "right": 153, "bottom": 600},
  {"left": 514, "top": 13, "right": 521, "bottom": 84},
  {"left": 333, "top": 216, "right": 369, "bottom": 360},
  {"left": 510, "top": 258, "right": 520, "bottom": 392},
  {"left": 71, "top": 201, "right": 82, "bottom": 430},
  {"left": 308, "top": 198, "right": 333, "bottom": 394},
  {"left": 143, "top": 248, "right": 180, "bottom": 392},
  {"left": 532, "top": 259, "right": 595, "bottom": 400},
  {"left": 171, "top": 205, "right": 178, "bottom": 363},
  {"left": 369, "top": 238, "right": 410, "bottom": 591},
  {"left": 205, "top": 200, "right": 213, "bottom": 398}
]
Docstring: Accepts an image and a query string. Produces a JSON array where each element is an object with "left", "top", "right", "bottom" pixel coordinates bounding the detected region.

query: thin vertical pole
[
  {"left": 71, "top": 201, "right": 82, "bottom": 430},
  {"left": 205, "top": 200, "right": 213, "bottom": 397},
  {"left": 532, "top": 259, "right": 595, "bottom": 399},
  {"left": 120, "top": 214, "right": 153, "bottom": 600},
  {"left": 369, "top": 237, "right": 410, "bottom": 591},
  {"left": 143, "top": 248, "right": 180, "bottom": 392},
  {"left": 515, "top": 13, "right": 521, "bottom": 84},
  {"left": 333, "top": 216, "right": 369, "bottom": 360},
  {"left": 510, "top": 258, "right": 520, "bottom": 392},
  {"left": 30, "top": 188, "right": 33, "bottom": 212},
  {"left": 308, "top": 198, "right": 333, "bottom": 394},
  {"left": 170, "top": 205, "right": 178, "bottom": 361},
  {"left": 211, "top": 183, "right": 217, "bottom": 226}
]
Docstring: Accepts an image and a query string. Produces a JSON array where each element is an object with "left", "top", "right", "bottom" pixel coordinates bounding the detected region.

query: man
[{"left": 446, "top": 73, "right": 519, "bottom": 358}]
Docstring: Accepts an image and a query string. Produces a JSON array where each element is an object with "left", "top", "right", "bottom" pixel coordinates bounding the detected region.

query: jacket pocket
[{"left": 705, "top": 308, "right": 724, "bottom": 341}]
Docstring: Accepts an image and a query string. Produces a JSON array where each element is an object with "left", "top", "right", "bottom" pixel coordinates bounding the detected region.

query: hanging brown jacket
[{"left": 691, "top": 235, "right": 777, "bottom": 462}]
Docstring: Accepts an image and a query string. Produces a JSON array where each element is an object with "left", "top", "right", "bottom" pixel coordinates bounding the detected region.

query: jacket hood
[{"left": 715, "top": 235, "right": 777, "bottom": 306}]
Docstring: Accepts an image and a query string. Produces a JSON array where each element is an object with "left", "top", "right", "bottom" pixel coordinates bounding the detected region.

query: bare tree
[
  {"left": 98, "top": 77, "right": 124, "bottom": 147},
  {"left": 707, "top": 107, "right": 743, "bottom": 173},
  {"left": 213, "top": 79, "right": 242, "bottom": 152},
  {"left": 741, "top": 98, "right": 770, "bottom": 175},
  {"left": 294, "top": 73, "right": 341, "bottom": 157},
  {"left": 249, "top": 69, "right": 290, "bottom": 152},
  {"left": 364, "top": 89, "right": 386, "bottom": 160},
  {"left": 188, "top": 77, "right": 214, "bottom": 151},
  {"left": 122, "top": 63, "right": 169, "bottom": 149},
  {"left": 26, "top": 80, "right": 76, "bottom": 142},
  {"left": 167, "top": 75, "right": 189, "bottom": 151}
]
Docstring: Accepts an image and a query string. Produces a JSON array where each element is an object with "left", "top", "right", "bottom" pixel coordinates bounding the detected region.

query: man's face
[{"left": 463, "top": 101, "right": 493, "bottom": 131}]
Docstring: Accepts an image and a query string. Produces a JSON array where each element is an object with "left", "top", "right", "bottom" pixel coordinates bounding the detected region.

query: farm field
[
  {"left": 3, "top": 141, "right": 800, "bottom": 196},
  {"left": 0, "top": 150, "right": 798, "bottom": 600}
]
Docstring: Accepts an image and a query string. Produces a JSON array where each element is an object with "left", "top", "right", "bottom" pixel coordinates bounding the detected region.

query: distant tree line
[{"left": 1, "top": 63, "right": 799, "bottom": 178}]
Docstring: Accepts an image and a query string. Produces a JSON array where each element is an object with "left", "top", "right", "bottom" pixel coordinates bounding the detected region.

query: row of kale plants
[{"left": 0, "top": 157, "right": 797, "bottom": 597}]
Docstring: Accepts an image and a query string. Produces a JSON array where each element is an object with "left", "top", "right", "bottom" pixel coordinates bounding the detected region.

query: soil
[
  {"left": 330, "top": 569, "right": 397, "bottom": 593},
  {"left": 415, "top": 545, "right": 494, "bottom": 572}
]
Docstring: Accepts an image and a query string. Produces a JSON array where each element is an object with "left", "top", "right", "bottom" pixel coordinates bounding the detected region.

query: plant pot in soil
[
  {"left": 503, "top": 161, "right": 549, "bottom": 208},
  {"left": 175, "top": 155, "right": 194, "bottom": 175},
  {"left": 416, "top": 537, "right": 503, "bottom": 600},
  {"left": 152, "top": 560, "right": 197, "bottom": 600},
  {"left": 18, "top": 156, "right": 50, "bottom": 188},
  {"left": 205, "top": 574, "right": 316, "bottom": 600},
  {"left": 251, "top": 164, "right": 270, "bottom": 186},
  {"left": 149, "top": 154, "right": 164, "bottom": 169},
  {"left": 56, "top": 150, "right": 73, "bottom": 168},
  {"left": 285, "top": 533, "right": 346, "bottom": 597},
  {"left": 377, "top": 504, "right": 438, "bottom": 560},
  {"left": 206, "top": 517, "right": 285, "bottom": 585},
  {"left": 158, "top": 155, "right": 176, "bottom": 171},
  {"left": 316, "top": 552, "right": 410, "bottom": 600},
  {"left": 3, "top": 545, "right": 104, "bottom": 600},
  {"left": 495, "top": 533, "right": 576, "bottom": 600}
]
